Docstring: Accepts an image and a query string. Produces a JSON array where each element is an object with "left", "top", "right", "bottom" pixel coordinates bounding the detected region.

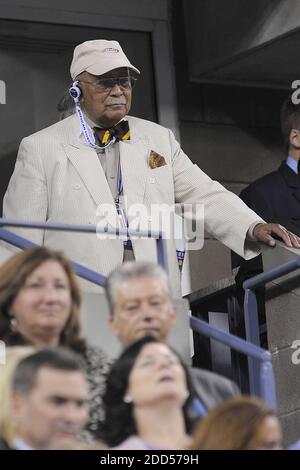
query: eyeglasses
[{"left": 79, "top": 76, "right": 137, "bottom": 92}]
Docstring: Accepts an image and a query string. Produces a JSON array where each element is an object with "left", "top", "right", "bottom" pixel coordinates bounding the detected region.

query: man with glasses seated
[{"left": 4, "top": 39, "right": 300, "bottom": 297}]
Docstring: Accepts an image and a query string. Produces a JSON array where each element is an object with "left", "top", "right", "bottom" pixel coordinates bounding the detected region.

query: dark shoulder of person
[{"left": 0, "top": 438, "right": 13, "bottom": 450}]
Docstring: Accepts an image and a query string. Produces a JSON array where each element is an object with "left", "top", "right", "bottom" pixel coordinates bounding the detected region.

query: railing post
[
  {"left": 259, "top": 357, "right": 277, "bottom": 409},
  {"left": 244, "top": 288, "right": 261, "bottom": 396},
  {"left": 190, "top": 316, "right": 276, "bottom": 405},
  {"left": 156, "top": 237, "right": 168, "bottom": 273},
  {"left": 244, "top": 288, "right": 261, "bottom": 346}
]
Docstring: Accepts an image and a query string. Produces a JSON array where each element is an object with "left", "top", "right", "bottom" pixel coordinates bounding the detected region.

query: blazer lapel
[
  {"left": 64, "top": 143, "right": 115, "bottom": 209},
  {"left": 293, "top": 188, "right": 300, "bottom": 204},
  {"left": 119, "top": 135, "right": 148, "bottom": 221}
]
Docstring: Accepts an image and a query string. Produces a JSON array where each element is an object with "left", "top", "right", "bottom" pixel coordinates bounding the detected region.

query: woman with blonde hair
[
  {"left": 0, "top": 246, "right": 110, "bottom": 439},
  {"left": 0, "top": 346, "right": 35, "bottom": 449},
  {"left": 190, "top": 396, "right": 282, "bottom": 450}
]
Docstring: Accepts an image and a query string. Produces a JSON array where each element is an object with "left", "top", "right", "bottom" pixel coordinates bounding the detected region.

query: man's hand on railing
[{"left": 253, "top": 223, "right": 300, "bottom": 249}]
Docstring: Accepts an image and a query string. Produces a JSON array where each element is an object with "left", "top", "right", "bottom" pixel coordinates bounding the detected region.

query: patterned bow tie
[{"left": 93, "top": 120, "right": 130, "bottom": 147}]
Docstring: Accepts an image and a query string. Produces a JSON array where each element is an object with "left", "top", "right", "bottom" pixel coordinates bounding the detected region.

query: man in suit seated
[
  {"left": 105, "top": 261, "right": 240, "bottom": 417},
  {"left": 0, "top": 348, "right": 89, "bottom": 450}
]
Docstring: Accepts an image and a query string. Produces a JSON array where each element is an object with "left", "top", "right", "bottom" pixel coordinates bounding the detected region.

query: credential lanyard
[{"left": 115, "top": 161, "right": 131, "bottom": 246}]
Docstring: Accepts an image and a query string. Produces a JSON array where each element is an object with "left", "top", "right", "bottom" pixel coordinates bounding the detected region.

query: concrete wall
[{"left": 261, "top": 244, "right": 300, "bottom": 446}]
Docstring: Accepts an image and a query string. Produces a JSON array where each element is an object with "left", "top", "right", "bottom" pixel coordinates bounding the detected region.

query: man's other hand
[{"left": 253, "top": 223, "right": 300, "bottom": 248}]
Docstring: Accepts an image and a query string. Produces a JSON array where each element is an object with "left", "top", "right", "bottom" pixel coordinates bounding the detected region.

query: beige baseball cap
[{"left": 70, "top": 39, "right": 140, "bottom": 80}]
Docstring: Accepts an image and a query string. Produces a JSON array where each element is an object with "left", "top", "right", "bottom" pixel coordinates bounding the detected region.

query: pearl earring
[
  {"left": 123, "top": 394, "right": 132, "bottom": 404},
  {"left": 9, "top": 317, "right": 18, "bottom": 332}
]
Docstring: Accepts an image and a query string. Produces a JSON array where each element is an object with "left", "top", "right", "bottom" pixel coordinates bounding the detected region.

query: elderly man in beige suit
[{"left": 3, "top": 40, "right": 300, "bottom": 296}]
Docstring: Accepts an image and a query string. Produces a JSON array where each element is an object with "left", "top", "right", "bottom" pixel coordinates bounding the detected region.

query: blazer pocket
[
  {"left": 149, "top": 165, "right": 169, "bottom": 174},
  {"left": 147, "top": 165, "right": 173, "bottom": 202}
]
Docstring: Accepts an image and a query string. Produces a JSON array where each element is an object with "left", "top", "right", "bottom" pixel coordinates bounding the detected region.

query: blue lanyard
[
  {"left": 117, "top": 159, "right": 123, "bottom": 196},
  {"left": 116, "top": 160, "right": 129, "bottom": 238}
]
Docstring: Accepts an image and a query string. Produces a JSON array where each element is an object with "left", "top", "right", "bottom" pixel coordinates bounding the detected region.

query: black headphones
[{"left": 69, "top": 81, "right": 81, "bottom": 103}]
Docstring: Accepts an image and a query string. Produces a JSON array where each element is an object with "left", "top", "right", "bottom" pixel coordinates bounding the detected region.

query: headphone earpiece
[{"left": 69, "top": 81, "right": 81, "bottom": 103}]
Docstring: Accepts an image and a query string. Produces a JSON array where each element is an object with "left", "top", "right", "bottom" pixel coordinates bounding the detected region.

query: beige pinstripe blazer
[{"left": 3, "top": 114, "right": 262, "bottom": 296}]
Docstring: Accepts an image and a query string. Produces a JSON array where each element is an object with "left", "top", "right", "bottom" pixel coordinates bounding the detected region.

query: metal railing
[
  {"left": 0, "top": 218, "right": 169, "bottom": 286},
  {"left": 243, "top": 255, "right": 300, "bottom": 397},
  {"left": 0, "top": 217, "right": 278, "bottom": 406},
  {"left": 190, "top": 316, "right": 276, "bottom": 407}
]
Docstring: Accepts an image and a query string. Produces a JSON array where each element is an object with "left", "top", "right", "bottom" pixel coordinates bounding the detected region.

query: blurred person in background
[
  {"left": 9, "top": 348, "right": 89, "bottom": 450},
  {"left": 234, "top": 97, "right": 300, "bottom": 346},
  {"left": 57, "top": 89, "right": 75, "bottom": 121},
  {"left": 190, "top": 396, "right": 282, "bottom": 450},
  {"left": 105, "top": 261, "right": 240, "bottom": 417},
  {"left": 0, "top": 246, "right": 110, "bottom": 439},
  {"left": 101, "top": 336, "right": 195, "bottom": 450},
  {"left": 0, "top": 346, "right": 35, "bottom": 450},
  {"left": 239, "top": 96, "right": 300, "bottom": 237}
]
